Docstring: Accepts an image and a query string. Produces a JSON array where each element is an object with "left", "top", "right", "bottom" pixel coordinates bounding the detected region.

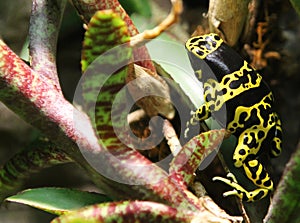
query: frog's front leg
[
  {"left": 191, "top": 103, "right": 211, "bottom": 124},
  {"left": 185, "top": 103, "right": 211, "bottom": 137}
]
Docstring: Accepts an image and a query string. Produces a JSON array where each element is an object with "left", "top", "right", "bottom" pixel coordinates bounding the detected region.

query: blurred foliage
[
  {"left": 119, "top": 0, "right": 152, "bottom": 17},
  {"left": 290, "top": 0, "right": 300, "bottom": 16}
]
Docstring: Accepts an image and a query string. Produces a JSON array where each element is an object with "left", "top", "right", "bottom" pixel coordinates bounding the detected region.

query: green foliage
[
  {"left": 6, "top": 188, "right": 112, "bottom": 215},
  {"left": 81, "top": 10, "right": 130, "bottom": 72},
  {"left": 290, "top": 0, "right": 300, "bottom": 16},
  {"left": 264, "top": 144, "right": 300, "bottom": 223}
]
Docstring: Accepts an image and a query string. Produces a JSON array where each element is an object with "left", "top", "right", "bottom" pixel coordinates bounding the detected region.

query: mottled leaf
[
  {"left": 71, "top": 0, "right": 156, "bottom": 72},
  {"left": 0, "top": 139, "right": 71, "bottom": 201},
  {"left": 81, "top": 10, "right": 131, "bottom": 72},
  {"left": 169, "top": 129, "right": 226, "bottom": 186},
  {"left": 264, "top": 142, "right": 300, "bottom": 223},
  {"left": 51, "top": 200, "right": 191, "bottom": 223}
]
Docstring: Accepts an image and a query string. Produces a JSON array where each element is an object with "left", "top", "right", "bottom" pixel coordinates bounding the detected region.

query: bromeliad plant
[
  {"left": 0, "top": 0, "right": 242, "bottom": 222},
  {"left": 1, "top": 0, "right": 299, "bottom": 223}
]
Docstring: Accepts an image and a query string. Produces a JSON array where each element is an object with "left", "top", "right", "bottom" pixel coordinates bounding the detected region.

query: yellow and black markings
[{"left": 185, "top": 33, "right": 283, "bottom": 202}]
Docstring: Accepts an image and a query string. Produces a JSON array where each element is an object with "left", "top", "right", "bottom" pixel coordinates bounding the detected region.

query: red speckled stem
[
  {"left": 0, "top": 39, "right": 206, "bottom": 213},
  {"left": 29, "top": 0, "right": 67, "bottom": 93},
  {"left": 0, "top": 38, "right": 99, "bottom": 159},
  {"left": 52, "top": 200, "right": 194, "bottom": 223},
  {"left": 169, "top": 129, "right": 226, "bottom": 187}
]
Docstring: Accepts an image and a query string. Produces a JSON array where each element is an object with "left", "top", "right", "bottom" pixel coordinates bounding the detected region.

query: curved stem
[{"left": 29, "top": 0, "right": 67, "bottom": 93}]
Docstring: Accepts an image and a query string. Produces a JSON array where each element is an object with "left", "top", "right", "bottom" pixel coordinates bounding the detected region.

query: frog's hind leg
[
  {"left": 213, "top": 128, "right": 273, "bottom": 202},
  {"left": 270, "top": 113, "right": 282, "bottom": 157},
  {"left": 213, "top": 159, "right": 273, "bottom": 202},
  {"left": 242, "top": 159, "right": 273, "bottom": 201}
]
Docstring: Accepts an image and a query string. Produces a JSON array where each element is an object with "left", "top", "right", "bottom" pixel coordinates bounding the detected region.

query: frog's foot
[{"left": 213, "top": 175, "right": 270, "bottom": 202}]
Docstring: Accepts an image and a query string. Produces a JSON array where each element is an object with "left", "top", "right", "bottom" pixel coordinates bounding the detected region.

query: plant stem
[{"left": 29, "top": 0, "right": 67, "bottom": 93}]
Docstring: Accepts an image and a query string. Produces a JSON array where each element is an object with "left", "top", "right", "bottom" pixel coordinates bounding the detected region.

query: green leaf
[
  {"left": 264, "top": 143, "right": 300, "bottom": 223},
  {"left": 119, "top": 0, "right": 151, "bottom": 17},
  {"left": 6, "top": 187, "right": 112, "bottom": 215},
  {"left": 290, "top": 0, "right": 300, "bottom": 16}
]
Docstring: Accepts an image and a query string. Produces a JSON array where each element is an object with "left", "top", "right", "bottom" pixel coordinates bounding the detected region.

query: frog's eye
[{"left": 209, "top": 33, "right": 221, "bottom": 42}]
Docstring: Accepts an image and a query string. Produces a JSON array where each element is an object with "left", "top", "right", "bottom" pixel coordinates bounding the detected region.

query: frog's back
[{"left": 186, "top": 34, "right": 276, "bottom": 135}]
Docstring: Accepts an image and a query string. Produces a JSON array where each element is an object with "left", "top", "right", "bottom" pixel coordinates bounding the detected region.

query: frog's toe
[
  {"left": 213, "top": 174, "right": 237, "bottom": 184},
  {"left": 213, "top": 175, "right": 247, "bottom": 200},
  {"left": 226, "top": 172, "right": 238, "bottom": 183},
  {"left": 213, "top": 175, "right": 271, "bottom": 202},
  {"left": 223, "top": 189, "right": 242, "bottom": 198}
]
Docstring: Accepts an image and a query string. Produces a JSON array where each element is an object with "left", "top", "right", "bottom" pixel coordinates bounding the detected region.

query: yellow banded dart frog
[{"left": 185, "top": 33, "right": 283, "bottom": 202}]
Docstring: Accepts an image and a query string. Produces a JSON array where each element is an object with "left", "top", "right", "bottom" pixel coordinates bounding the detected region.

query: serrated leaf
[{"left": 6, "top": 188, "right": 112, "bottom": 215}]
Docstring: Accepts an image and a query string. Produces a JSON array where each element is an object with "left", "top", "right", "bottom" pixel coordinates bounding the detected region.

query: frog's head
[
  {"left": 185, "top": 33, "right": 225, "bottom": 82},
  {"left": 185, "top": 33, "right": 223, "bottom": 60},
  {"left": 185, "top": 33, "right": 245, "bottom": 83}
]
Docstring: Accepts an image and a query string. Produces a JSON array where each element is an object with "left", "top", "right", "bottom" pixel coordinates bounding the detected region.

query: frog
[{"left": 185, "top": 33, "right": 283, "bottom": 202}]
